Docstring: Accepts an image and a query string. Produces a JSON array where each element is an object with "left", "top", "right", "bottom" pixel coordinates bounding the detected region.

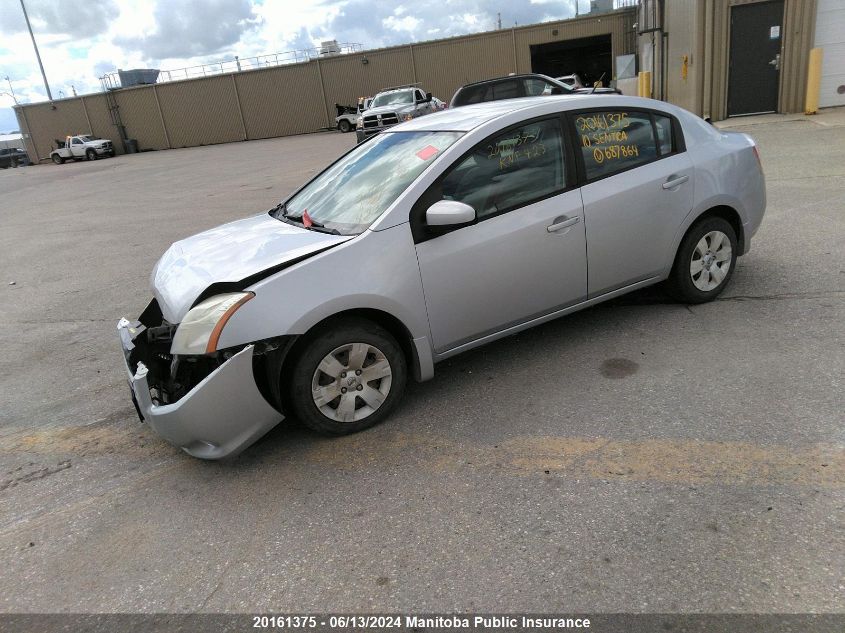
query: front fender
[{"left": 214, "top": 224, "right": 434, "bottom": 377}]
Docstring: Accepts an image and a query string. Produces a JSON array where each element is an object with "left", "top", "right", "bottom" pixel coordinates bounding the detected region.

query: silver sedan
[{"left": 118, "top": 95, "right": 765, "bottom": 459}]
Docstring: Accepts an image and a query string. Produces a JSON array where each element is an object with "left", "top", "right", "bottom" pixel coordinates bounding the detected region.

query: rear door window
[
  {"left": 455, "top": 84, "right": 489, "bottom": 106},
  {"left": 574, "top": 110, "right": 658, "bottom": 181},
  {"left": 491, "top": 79, "right": 520, "bottom": 101}
]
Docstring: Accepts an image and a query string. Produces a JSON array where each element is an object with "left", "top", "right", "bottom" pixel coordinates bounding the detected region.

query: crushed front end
[{"left": 117, "top": 299, "right": 284, "bottom": 459}]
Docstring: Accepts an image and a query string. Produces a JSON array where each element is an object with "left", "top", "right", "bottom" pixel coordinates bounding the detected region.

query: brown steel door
[{"left": 727, "top": 0, "right": 784, "bottom": 116}]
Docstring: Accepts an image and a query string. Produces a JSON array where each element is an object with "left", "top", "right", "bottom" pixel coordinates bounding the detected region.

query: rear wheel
[
  {"left": 51, "top": 154, "right": 64, "bottom": 165},
  {"left": 665, "top": 216, "right": 737, "bottom": 303},
  {"left": 286, "top": 318, "right": 406, "bottom": 435},
  {"left": 338, "top": 119, "right": 351, "bottom": 133}
]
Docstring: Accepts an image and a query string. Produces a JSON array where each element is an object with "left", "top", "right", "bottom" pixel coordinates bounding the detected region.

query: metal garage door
[{"left": 814, "top": 0, "right": 845, "bottom": 107}]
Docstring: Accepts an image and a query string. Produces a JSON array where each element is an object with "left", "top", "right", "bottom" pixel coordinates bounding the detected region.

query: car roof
[
  {"left": 457, "top": 73, "right": 563, "bottom": 89},
  {"left": 396, "top": 95, "right": 675, "bottom": 133},
  {"left": 376, "top": 86, "right": 418, "bottom": 94}
]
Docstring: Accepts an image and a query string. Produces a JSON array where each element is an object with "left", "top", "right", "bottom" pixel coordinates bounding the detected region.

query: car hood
[
  {"left": 152, "top": 213, "right": 352, "bottom": 323},
  {"left": 365, "top": 103, "right": 415, "bottom": 116}
]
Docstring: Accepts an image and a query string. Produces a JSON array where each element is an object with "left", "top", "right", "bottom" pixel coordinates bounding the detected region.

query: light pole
[{"left": 19, "top": 0, "right": 53, "bottom": 101}]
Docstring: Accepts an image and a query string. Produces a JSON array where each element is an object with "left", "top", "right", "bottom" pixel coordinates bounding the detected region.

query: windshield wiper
[
  {"left": 302, "top": 218, "right": 341, "bottom": 235},
  {"left": 279, "top": 209, "right": 341, "bottom": 235}
]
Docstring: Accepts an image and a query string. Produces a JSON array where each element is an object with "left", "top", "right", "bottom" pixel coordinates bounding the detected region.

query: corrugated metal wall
[
  {"left": 414, "top": 31, "right": 516, "bottom": 97},
  {"left": 236, "top": 63, "right": 327, "bottom": 139},
  {"left": 321, "top": 47, "right": 415, "bottom": 111},
  {"left": 113, "top": 87, "right": 169, "bottom": 150},
  {"left": 14, "top": 10, "right": 636, "bottom": 162},
  {"left": 156, "top": 75, "right": 244, "bottom": 147}
]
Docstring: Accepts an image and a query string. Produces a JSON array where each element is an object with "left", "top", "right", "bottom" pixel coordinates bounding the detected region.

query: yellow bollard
[
  {"left": 637, "top": 72, "right": 645, "bottom": 97},
  {"left": 805, "top": 47, "right": 823, "bottom": 115},
  {"left": 643, "top": 71, "right": 652, "bottom": 99}
]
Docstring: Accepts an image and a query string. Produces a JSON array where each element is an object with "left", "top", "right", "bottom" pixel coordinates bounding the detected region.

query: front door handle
[
  {"left": 662, "top": 174, "right": 689, "bottom": 190},
  {"left": 547, "top": 216, "right": 581, "bottom": 233}
]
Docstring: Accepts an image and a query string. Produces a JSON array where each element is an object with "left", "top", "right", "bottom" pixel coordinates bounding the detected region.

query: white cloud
[{"left": 383, "top": 15, "right": 421, "bottom": 34}]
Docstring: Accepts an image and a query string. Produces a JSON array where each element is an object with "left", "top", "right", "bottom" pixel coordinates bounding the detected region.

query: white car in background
[{"left": 557, "top": 74, "right": 586, "bottom": 89}]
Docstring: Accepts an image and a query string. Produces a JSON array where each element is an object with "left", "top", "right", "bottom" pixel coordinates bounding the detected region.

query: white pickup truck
[
  {"left": 335, "top": 97, "right": 372, "bottom": 133},
  {"left": 355, "top": 85, "right": 444, "bottom": 143},
  {"left": 50, "top": 135, "right": 115, "bottom": 164}
]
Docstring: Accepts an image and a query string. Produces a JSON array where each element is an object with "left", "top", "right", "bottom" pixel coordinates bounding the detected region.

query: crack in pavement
[
  {"left": 0, "top": 460, "right": 72, "bottom": 492},
  {"left": 715, "top": 290, "right": 845, "bottom": 302}
]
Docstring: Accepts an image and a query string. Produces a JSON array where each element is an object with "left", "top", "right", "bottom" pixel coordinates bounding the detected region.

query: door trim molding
[{"left": 433, "top": 275, "right": 662, "bottom": 360}]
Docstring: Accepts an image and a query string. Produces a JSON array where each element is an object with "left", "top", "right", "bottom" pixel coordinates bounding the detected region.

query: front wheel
[
  {"left": 287, "top": 318, "right": 407, "bottom": 435},
  {"left": 665, "top": 216, "right": 737, "bottom": 303},
  {"left": 85, "top": 148, "right": 96, "bottom": 160}
]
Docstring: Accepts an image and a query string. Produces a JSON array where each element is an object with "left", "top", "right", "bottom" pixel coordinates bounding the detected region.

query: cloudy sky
[{"left": 0, "top": 0, "right": 591, "bottom": 133}]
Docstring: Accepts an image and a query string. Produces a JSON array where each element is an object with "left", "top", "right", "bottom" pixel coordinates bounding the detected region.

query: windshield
[
  {"left": 80, "top": 135, "right": 99, "bottom": 142},
  {"left": 371, "top": 91, "right": 414, "bottom": 107},
  {"left": 278, "top": 131, "right": 463, "bottom": 235}
]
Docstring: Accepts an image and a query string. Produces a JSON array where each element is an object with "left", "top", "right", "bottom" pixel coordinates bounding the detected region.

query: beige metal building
[
  {"left": 14, "top": 1, "right": 827, "bottom": 162},
  {"left": 14, "top": 9, "right": 637, "bottom": 162}
]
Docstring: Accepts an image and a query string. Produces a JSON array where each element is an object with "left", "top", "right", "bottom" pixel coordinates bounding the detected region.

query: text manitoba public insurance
[{"left": 406, "top": 616, "right": 590, "bottom": 628}]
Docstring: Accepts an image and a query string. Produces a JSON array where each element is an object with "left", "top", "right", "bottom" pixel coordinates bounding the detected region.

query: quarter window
[
  {"left": 523, "top": 78, "right": 550, "bottom": 96},
  {"left": 575, "top": 110, "right": 658, "bottom": 180},
  {"left": 654, "top": 114, "right": 674, "bottom": 155},
  {"left": 438, "top": 118, "right": 565, "bottom": 220}
]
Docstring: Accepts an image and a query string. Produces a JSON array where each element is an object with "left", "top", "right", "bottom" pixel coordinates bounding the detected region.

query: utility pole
[
  {"left": 497, "top": 12, "right": 502, "bottom": 29},
  {"left": 19, "top": 0, "right": 53, "bottom": 101}
]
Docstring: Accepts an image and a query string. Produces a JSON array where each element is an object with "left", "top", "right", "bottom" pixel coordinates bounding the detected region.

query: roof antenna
[{"left": 591, "top": 72, "right": 606, "bottom": 94}]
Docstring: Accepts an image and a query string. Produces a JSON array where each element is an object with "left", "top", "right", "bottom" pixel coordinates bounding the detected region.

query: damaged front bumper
[{"left": 117, "top": 317, "right": 283, "bottom": 459}]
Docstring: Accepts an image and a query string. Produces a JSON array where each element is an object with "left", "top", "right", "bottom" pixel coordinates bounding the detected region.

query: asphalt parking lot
[{"left": 1, "top": 111, "right": 843, "bottom": 613}]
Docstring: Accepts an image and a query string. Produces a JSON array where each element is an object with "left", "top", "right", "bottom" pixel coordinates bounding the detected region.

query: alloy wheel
[
  {"left": 311, "top": 342, "right": 393, "bottom": 422},
  {"left": 690, "top": 230, "right": 732, "bottom": 291}
]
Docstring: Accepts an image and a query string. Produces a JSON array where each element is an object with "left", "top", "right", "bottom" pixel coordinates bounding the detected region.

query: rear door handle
[
  {"left": 547, "top": 216, "right": 581, "bottom": 233},
  {"left": 662, "top": 174, "right": 689, "bottom": 189}
]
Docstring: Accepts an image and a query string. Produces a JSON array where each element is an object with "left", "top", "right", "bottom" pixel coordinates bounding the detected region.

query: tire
[
  {"left": 338, "top": 119, "right": 351, "bottom": 133},
  {"left": 51, "top": 154, "right": 64, "bottom": 165},
  {"left": 286, "top": 318, "right": 407, "bottom": 435},
  {"left": 665, "top": 216, "right": 738, "bottom": 303},
  {"left": 85, "top": 148, "right": 96, "bottom": 161}
]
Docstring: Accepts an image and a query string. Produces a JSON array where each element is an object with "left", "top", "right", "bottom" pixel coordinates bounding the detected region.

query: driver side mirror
[{"left": 426, "top": 200, "right": 476, "bottom": 232}]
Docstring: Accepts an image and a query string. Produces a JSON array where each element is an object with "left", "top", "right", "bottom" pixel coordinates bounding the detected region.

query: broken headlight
[{"left": 170, "top": 292, "right": 254, "bottom": 355}]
